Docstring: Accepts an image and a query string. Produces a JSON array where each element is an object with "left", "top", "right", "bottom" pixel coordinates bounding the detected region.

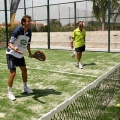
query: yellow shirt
[{"left": 72, "top": 28, "right": 86, "bottom": 48}]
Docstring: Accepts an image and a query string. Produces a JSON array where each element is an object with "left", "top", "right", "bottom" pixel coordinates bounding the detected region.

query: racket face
[
  {"left": 36, "top": 52, "right": 43, "bottom": 60},
  {"left": 34, "top": 51, "right": 46, "bottom": 61}
]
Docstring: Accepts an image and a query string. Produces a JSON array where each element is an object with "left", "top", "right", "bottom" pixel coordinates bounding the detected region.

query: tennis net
[{"left": 39, "top": 63, "right": 120, "bottom": 120}]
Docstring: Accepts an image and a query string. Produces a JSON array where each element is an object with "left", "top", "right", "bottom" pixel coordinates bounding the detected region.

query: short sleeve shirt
[
  {"left": 72, "top": 28, "right": 86, "bottom": 48},
  {"left": 6, "top": 26, "right": 32, "bottom": 58}
]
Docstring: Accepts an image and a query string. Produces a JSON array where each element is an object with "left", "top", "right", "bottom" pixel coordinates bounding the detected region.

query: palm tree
[
  {"left": 111, "top": 0, "right": 120, "bottom": 23},
  {"left": 92, "top": 0, "right": 108, "bottom": 30},
  {"left": 92, "top": 0, "right": 119, "bottom": 30}
]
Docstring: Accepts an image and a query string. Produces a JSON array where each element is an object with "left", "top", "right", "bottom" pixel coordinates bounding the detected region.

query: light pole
[
  {"left": 58, "top": 4, "right": 60, "bottom": 23},
  {"left": 85, "top": 1, "right": 87, "bottom": 25},
  {"left": 77, "top": 8, "right": 79, "bottom": 22},
  {"left": 32, "top": 0, "right": 34, "bottom": 20},
  {"left": 69, "top": 7, "right": 70, "bottom": 24},
  {"left": 24, "top": 0, "right": 26, "bottom": 15}
]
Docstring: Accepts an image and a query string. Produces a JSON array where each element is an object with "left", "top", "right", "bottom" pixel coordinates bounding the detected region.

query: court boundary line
[
  {"left": 27, "top": 67, "right": 98, "bottom": 78},
  {"left": 0, "top": 62, "right": 97, "bottom": 78}
]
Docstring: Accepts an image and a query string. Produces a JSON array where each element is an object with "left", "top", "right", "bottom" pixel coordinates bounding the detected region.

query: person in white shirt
[{"left": 6, "top": 15, "right": 33, "bottom": 101}]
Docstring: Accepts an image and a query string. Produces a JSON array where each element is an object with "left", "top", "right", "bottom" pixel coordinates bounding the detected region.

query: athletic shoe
[
  {"left": 75, "top": 62, "right": 79, "bottom": 67},
  {"left": 22, "top": 86, "right": 33, "bottom": 94},
  {"left": 7, "top": 92, "right": 16, "bottom": 101},
  {"left": 79, "top": 63, "right": 83, "bottom": 69},
  {"left": 71, "top": 53, "right": 75, "bottom": 58}
]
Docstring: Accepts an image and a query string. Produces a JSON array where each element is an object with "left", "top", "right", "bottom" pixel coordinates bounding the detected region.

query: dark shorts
[
  {"left": 75, "top": 45, "right": 85, "bottom": 52},
  {"left": 6, "top": 54, "right": 26, "bottom": 70}
]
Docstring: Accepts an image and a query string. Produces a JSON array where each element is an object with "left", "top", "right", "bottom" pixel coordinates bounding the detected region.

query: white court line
[
  {"left": 0, "top": 63, "right": 97, "bottom": 78},
  {"left": 27, "top": 67, "right": 97, "bottom": 78}
]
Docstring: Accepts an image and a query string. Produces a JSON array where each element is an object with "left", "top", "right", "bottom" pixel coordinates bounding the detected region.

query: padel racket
[{"left": 33, "top": 50, "right": 46, "bottom": 61}]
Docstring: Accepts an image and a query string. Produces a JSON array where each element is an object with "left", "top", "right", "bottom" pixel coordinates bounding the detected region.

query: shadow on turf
[
  {"left": 83, "top": 62, "right": 96, "bottom": 67},
  {"left": 16, "top": 88, "right": 62, "bottom": 103},
  {"left": 32, "top": 88, "right": 62, "bottom": 103}
]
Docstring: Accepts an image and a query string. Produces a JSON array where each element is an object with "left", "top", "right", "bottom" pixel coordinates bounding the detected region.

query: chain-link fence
[{"left": 0, "top": 0, "right": 120, "bottom": 51}]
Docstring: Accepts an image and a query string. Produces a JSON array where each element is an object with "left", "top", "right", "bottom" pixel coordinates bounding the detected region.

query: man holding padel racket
[
  {"left": 71, "top": 21, "right": 86, "bottom": 69},
  {"left": 6, "top": 15, "right": 34, "bottom": 101}
]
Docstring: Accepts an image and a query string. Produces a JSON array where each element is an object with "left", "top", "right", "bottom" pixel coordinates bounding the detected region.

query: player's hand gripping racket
[
  {"left": 33, "top": 50, "right": 46, "bottom": 61},
  {"left": 69, "top": 36, "right": 75, "bottom": 58}
]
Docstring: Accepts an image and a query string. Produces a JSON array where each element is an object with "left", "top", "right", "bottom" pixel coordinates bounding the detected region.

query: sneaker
[
  {"left": 71, "top": 53, "right": 75, "bottom": 58},
  {"left": 22, "top": 86, "right": 33, "bottom": 94},
  {"left": 75, "top": 62, "right": 79, "bottom": 67},
  {"left": 79, "top": 63, "right": 83, "bottom": 69},
  {"left": 7, "top": 92, "right": 16, "bottom": 101}
]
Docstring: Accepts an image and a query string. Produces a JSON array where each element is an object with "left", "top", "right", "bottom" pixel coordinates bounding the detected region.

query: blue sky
[{"left": 0, "top": 0, "right": 93, "bottom": 25}]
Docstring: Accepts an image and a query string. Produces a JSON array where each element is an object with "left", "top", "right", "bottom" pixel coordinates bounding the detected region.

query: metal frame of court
[{"left": 3, "top": 0, "right": 119, "bottom": 52}]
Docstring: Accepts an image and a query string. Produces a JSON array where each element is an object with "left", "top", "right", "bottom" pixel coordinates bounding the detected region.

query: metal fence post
[
  {"left": 108, "top": 0, "right": 111, "bottom": 52},
  {"left": 74, "top": 2, "right": 77, "bottom": 29},
  {"left": 4, "top": 0, "right": 9, "bottom": 47},
  {"left": 47, "top": 0, "right": 50, "bottom": 49}
]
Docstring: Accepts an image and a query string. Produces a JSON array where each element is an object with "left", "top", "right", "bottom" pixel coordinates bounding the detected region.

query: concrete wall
[{"left": 31, "top": 31, "right": 120, "bottom": 52}]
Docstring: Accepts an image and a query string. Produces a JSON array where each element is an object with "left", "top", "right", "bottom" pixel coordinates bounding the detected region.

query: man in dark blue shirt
[{"left": 6, "top": 15, "right": 33, "bottom": 101}]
